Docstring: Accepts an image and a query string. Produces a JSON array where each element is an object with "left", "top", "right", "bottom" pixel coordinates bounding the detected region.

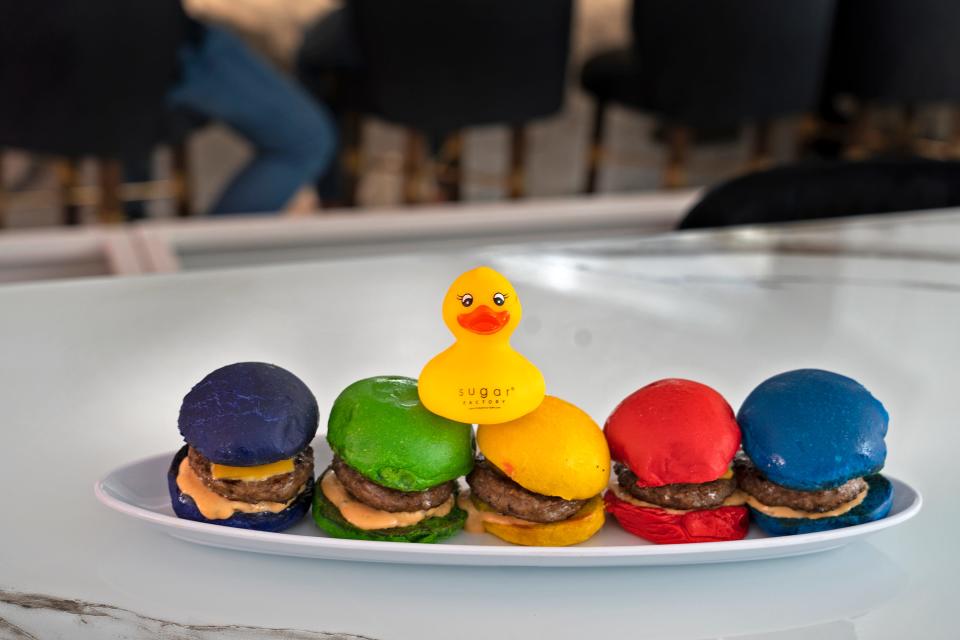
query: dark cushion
[{"left": 679, "top": 158, "right": 960, "bottom": 229}]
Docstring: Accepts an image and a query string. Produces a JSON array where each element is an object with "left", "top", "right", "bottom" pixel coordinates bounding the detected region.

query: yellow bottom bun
[{"left": 480, "top": 495, "right": 605, "bottom": 546}]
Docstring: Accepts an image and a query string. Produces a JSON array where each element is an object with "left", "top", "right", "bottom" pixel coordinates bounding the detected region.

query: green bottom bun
[
  {"left": 749, "top": 474, "right": 893, "bottom": 536},
  {"left": 312, "top": 480, "right": 466, "bottom": 543}
]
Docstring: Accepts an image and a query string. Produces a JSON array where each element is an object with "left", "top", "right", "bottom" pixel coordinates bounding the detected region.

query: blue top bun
[
  {"left": 737, "top": 369, "right": 887, "bottom": 491},
  {"left": 178, "top": 362, "right": 319, "bottom": 466}
]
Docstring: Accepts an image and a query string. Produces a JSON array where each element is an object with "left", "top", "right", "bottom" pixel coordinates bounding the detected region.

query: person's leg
[{"left": 168, "top": 26, "right": 336, "bottom": 215}]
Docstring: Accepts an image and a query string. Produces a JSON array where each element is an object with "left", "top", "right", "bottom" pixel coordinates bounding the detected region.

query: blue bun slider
[
  {"left": 168, "top": 362, "right": 319, "bottom": 532},
  {"left": 734, "top": 369, "right": 893, "bottom": 535}
]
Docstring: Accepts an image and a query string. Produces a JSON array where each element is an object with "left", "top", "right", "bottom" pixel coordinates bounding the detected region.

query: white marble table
[{"left": 1, "top": 209, "right": 957, "bottom": 639}]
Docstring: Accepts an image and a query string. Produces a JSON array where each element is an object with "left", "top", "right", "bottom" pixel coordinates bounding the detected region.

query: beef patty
[
  {"left": 615, "top": 463, "right": 737, "bottom": 510},
  {"left": 331, "top": 456, "right": 454, "bottom": 513},
  {"left": 734, "top": 457, "right": 867, "bottom": 513},
  {"left": 466, "top": 459, "right": 586, "bottom": 524},
  {"left": 188, "top": 446, "right": 313, "bottom": 504}
]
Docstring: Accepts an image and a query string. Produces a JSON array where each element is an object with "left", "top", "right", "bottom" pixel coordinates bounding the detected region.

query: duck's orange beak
[{"left": 457, "top": 305, "right": 510, "bottom": 335}]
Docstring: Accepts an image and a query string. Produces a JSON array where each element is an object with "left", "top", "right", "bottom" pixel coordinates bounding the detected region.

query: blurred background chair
[
  {"left": 581, "top": 0, "right": 836, "bottom": 191},
  {"left": 0, "top": 0, "right": 193, "bottom": 225},
  {"left": 298, "top": 0, "right": 573, "bottom": 206},
  {"left": 678, "top": 157, "right": 960, "bottom": 229},
  {"left": 818, "top": 0, "right": 960, "bottom": 160}
]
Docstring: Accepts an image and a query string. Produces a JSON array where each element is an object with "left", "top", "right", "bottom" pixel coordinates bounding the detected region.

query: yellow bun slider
[
  {"left": 477, "top": 396, "right": 610, "bottom": 500},
  {"left": 477, "top": 396, "right": 610, "bottom": 501},
  {"left": 473, "top": 495, "right": 605, "bottom": 546}
]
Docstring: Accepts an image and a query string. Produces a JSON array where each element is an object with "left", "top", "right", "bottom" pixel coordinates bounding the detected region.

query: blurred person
[
  {"left": 165, "top": 21, "right": 337, "bottom": 214},
  {"left": 0, "top": 1, "right": 336, "bottom": 217}
]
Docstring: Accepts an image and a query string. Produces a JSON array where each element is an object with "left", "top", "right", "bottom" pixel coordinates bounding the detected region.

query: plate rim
[{"left": 94, "top": 450, "right": 923, "bottom": 560}]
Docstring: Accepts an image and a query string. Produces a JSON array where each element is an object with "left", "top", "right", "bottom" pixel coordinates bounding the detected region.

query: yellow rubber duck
[{"left": 419, "top": 266, "right": 545, "bottom": 424}]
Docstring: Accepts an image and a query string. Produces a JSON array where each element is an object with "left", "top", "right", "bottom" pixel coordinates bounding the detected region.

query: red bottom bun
[{"left": 604, "top": 491, "right": 749, "bottom": 544}]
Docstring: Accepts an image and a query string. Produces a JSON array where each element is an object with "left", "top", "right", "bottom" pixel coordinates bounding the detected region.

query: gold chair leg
[
  {"left": 898, "top": 104, "right": 918, "bottom": 155},
  {"left": 55, "top": 158, "right": 82, "bottom": 226},
  {"left": 845, "top": 105, "right": 885, "bottom": 160},
  {"left": 403, "top": 130, "right": 425, "bottom": 205},
  {"left": 171, "top": 143, "right": 192, "bottom": 217},
  {"left": 949, "top": 109, "right": 960, "bottom": 158},
  {"left": 663, "top": 125, "right": 691, "bottom": 189},
  {"left": 585, "top": 101, "right": 607, "bottom": 193},
  {"left": 748, "top": 121, "right": 773, "bottom": 172},
  {"left": 0, "top": 151, "right": 6, "bottom": 228},
  {"left": 508, "top": 126, "right": 527, "bottom": 200},
  {"left": 342, "top": 112, "right": 364, "bottom": 207},
  {"left": 98, "top": 159, "right": 124, "bottom": 224},
  {"left": 437, "top": 132, "right": 463, "bottom": 202}
]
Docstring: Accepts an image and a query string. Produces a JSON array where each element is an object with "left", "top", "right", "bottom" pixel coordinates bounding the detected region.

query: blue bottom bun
[
  {"left": 167, "top": 445, "right": 313, "bottom": 532},
  {"left": 749, "top": 474, "right": 893, "bottom": 536}
]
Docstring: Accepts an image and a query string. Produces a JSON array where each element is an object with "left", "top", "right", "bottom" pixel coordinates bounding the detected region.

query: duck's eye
[
  {"left": 458, "top": 294, "right": 473, "bottom": 308},
  {"left": 493, "top": 293, "right": 506, "bottom": 306}
]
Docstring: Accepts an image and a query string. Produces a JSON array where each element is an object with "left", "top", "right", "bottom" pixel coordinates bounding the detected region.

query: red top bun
[{"left": 604, "top": 379, "right": 740, "bottom": 487}]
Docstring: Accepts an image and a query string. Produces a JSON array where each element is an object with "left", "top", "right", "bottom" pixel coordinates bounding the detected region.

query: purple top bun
[{"left": 178, "top": 362, "right": 318, "bottom": 466}]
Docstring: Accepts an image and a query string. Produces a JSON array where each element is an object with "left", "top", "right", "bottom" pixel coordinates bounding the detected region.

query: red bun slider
[{"left": 604, "top": 379, "right": 749, "bottom": 544}]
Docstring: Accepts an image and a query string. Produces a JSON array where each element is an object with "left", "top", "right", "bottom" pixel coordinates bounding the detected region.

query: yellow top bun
[{"left": 476, "top": 396, "right": 610, "bottom": 500}]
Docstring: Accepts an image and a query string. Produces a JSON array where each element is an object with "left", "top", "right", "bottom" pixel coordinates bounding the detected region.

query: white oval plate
[{"left": 95, "top": 449, "right": 921, "bottom": 567}]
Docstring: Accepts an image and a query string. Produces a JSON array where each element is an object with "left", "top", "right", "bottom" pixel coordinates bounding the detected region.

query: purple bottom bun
[
  {"left": 167, "top": 445, "right": 313, "bottom": 532},
  {"left": 749, "top": 474, "right": 892, "bottom": 536}
]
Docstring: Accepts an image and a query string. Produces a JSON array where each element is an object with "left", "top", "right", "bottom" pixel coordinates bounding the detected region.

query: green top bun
[{"left": 327, "top": 376, "right": 474, "bottom": 492}]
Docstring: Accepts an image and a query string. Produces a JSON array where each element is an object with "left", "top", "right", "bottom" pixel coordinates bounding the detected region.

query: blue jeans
[{"left": 168, "top": 26, "right": 336, "bottom": 215}]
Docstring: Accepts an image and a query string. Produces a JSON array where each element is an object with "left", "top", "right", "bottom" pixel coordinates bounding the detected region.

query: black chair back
[
  {"left": 631, "top": 0, "right": 835, "bottom": 128},
  {"left": 679, "top": 158, "right": 960, "bottom": 229},
  {"left": 827, "top": 0, "right": 960, "bottom": 104},
  {"left": 350, "top": 0, "right": 573, "bottom": 135},
  {"left": 0, "top": 0, "right": 187, "bottom": 157}
]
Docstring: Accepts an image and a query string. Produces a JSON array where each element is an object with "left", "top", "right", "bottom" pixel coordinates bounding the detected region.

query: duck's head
[{"left": 442, "top": 266, "right": 522, "bottom": 341}]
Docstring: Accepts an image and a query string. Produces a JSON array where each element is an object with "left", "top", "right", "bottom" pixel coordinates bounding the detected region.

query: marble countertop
[{"left": 1, "top": 209, "right": 957, "bottom": 639}]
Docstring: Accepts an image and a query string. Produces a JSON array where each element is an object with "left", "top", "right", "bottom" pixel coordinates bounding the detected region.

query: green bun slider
[{"left": 313, "top": 376, "right": 474, "bottom": 543}]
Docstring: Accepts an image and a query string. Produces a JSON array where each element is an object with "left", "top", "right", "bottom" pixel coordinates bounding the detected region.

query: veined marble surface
[
  {"left": 0, "top": 590, "right": 370, "bottom": 639},
  {"left": 0, "top": 210, "right": 957, "bottom": 639}
]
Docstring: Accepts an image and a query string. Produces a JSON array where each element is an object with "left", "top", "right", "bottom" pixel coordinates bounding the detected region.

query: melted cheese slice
[
  {"left": 457, "top": 493, "right": 539, "bottom": 533},
  {"left": 210, "top": 458, "right": 294, "bottom": 481},
  {"left": 176, "top": 458, "right": 294, "bottom": 520},
  {"left": 321, "top": 471, "right": 453, "bottom": 530}
]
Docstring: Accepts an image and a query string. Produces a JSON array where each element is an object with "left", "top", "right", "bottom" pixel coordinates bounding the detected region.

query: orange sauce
[
  {"left": 321, "top": 471, "right": 453, "bottom": 530},
  {"left": 176, "top": 457, "right": 294, "bottom": 520}
]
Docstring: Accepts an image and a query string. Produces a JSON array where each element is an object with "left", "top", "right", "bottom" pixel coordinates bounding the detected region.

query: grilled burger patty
[
  {"left": 734, "top": 457, "right": 867, "bottom": 513},
  {"left": 466, "top": 459, "right": 586, "bottom": 524},
  {"left": 615, "top": 463, "right": 737, "bottom": 510},
  {"left": 188, "top": 446, "right": 314, "bottom": 504},
  {"left": 331, "top": 456, "right": 454, "bottom": 512}
]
